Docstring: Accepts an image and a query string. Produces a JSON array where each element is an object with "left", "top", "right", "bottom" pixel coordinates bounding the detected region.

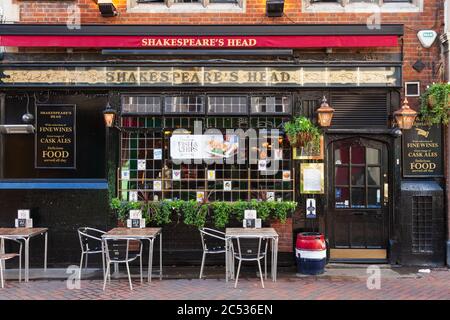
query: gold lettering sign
[
  {"left": 0, "top": 67, "right": 400, "bottom": 87},
  {"left": 402, "top": 123, "right": 443, "bottom": 177},
  {"left": 35, "top": 104, "right": 76, "bottom": 169}
]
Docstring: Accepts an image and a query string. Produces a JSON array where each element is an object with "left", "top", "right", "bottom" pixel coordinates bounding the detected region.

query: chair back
[
  {"left": 77, "top": 227, "right": 104, "bottom": 252},
  {"left": 199, "top": 228, "right": 225, "bottom": 251},
  {"left": 231, "top": 236, "right": 268, "bottom": 261},
  {"left": 0, "top": 236, "right": 22, "bottom": 256},
  {"left": 103, "top": 237, "right": 142, "bottom": 263}
]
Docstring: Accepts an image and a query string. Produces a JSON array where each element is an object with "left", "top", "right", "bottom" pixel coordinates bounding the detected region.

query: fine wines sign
[
  {"left": 35, "top": 104, "right": 76, "bottom": 169},
  {"left": 402, "top": 123, "right": 443, "bottom": 177}
]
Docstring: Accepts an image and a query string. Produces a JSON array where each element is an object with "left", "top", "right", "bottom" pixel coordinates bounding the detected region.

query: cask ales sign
[
  {"left": 402, "top": 123, "right": 442, "bottom": 177},
  {"left": 35, "top": 104, "right": 76, "bottom": 169}
]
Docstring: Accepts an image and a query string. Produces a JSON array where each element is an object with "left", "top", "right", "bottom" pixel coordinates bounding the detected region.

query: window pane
[
  {"left": 250, "top": 96, "right": 292, "bottom": 114},
  {"left": 368, "top": 188, "right": 381, "bottom": 209},
  {"left": 208, "top": 96, "right": 247, "bottom": 114},
  {"left": 366, "top": 148, "right": 380, "bottom": 165},
  {"left": 335, "top": 167, "right": 349, "bottom": 185},
  {"left": 351, "top": 145, "right": 365, "bottom": 164},
  {"left": 165, "top": 96, "right": 204, "bottom": 114},
  {"left": 335, "top": 187, "right": 350, "bottom": 208},
  {"left": 351, "top": 188, "right": 365, "bottom": 208},
  {"left": 351, "top": 167, "right": 365, "bottom": 186},
  {"left": 368, "top": 167, "right": 381, "bottom": 186},
  {"left": 121, "top": 95, "right": 162, "bottom": 114},
  {"left": 335, "top": 146, "right": 349, "bottom": 165}
]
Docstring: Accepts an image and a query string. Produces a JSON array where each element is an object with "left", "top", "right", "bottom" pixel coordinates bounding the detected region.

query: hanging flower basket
[{"left": 283, "top": 116, "right": 321, "bottom": 148}]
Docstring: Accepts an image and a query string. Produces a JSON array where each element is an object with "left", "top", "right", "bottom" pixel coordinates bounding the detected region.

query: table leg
[
  {"left": 273, "top": 237, "right": 278, "bottom": 282},
  {"left": 25, "top": 238, "right": 30, "bottom": 282},
  {"left": 44, "top": 232, "right": 48, "bottom": 272},
  {"left": 225, "top": 238, "right": 228, "bottom": 282},
  {"left": 0, "top": 238, "right": 4, "bottom": 272},
  {"left": 159, "top": 234, "right": 162, "bottom": 280},
  {"left": 148, "top": 238, "right": 154, "bottom": 282}
]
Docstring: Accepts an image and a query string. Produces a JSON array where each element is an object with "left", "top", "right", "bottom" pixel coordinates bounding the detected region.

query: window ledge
[
  {"left": 127, "top": 2, "right": 245, "bottom": 13},
  {"left": 303, "top": 1, "right": 422, "bottom": 13}
]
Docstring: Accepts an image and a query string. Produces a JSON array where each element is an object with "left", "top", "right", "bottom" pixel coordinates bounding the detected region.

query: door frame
[{"left": 325, "top": 132, "right": 397, "bottom": 262}]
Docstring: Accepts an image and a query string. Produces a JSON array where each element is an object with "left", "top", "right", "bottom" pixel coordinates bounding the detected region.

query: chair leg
[
  {"left": 18, "top": 255, "right": 22, "bottom": 283},
  {"left": 234, "top": 260, "right": 242, "bottom": 289},
  {"left": 103, "top": 263, "right": 110, "bottom": 291},
  {"left": 199, "top": 251, "right": 206, "bottom": 279},
  {"left": 79, "top": 252, "right": 84, "bottom": 277},
  {"left": 264, "top": 256, "right": 267, "bottom": 280},
  {"left": 101, "top": 249, "right": 106, "bottom": 280},
  {"left": 257, "top": 260, "right": 265, "bottom": 289},
  {"left": 140, "top": 255, "right": 143, "bottom": 284},
  {"left": 0, "top": 261, "right": 4, "bottom": 289},
  {"left": 126, "top": 262, "right": 133, "bottom": 291},
  {"left": 84, "top": 253, "right": 88, "bottom": 269}
]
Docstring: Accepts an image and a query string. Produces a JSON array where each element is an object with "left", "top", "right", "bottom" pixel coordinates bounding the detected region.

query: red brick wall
[{"left": 270, "top": 218, "right": 293, "bottom": 253}]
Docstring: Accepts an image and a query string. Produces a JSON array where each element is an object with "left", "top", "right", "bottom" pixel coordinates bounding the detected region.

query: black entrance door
[{"left": 327, "top": 137, "right": 389, "bottom": 261}]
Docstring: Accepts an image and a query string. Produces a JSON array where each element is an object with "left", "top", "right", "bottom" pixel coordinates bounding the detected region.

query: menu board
[
  {"left": 35, "top": 104, "right": 76, "bottom": 169},
  {"left": 402, "top": 123, "right": 442, "bottom": 177}
]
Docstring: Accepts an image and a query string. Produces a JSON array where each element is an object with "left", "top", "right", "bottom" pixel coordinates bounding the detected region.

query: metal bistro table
[
  {"left": 225, "top": 227, "right": 279, "bottom": 282},
  {"left": 0, "top": 228, "right": 48, "bottom": 282},
  {"left": 102, "top": 227, "right": 162, "bottom": 282}
]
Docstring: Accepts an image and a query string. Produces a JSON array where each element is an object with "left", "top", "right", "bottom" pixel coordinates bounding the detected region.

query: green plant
[
  {"left": 110, "top": 198, "right": 143, "bottom": 222},
  {"left": 110, "top": 199, "right": 297, "bottom": 228},
  {"left": 179, "top": 200, "right": 206, "bottom": 228},
  {"left": 283, "top": 116, "right": 321, "bottom": 147},
  {"left": 419, "top": 83, "right": 450, "bottom": 125},
  {"left": 271, "top": 201, "right": 297, "bottom": 223},
  {"left": 211, "top": 202, "right": 233, "bottom": 228}
]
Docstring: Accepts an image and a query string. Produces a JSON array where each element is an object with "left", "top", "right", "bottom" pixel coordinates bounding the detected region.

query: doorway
[{"left": 327, "top": 137, "right": 389, "bottom": 261}]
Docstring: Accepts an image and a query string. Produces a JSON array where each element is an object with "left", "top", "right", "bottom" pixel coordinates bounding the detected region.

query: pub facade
[{"left": 0, "top": 0, "right": 447, "bottom": 267}]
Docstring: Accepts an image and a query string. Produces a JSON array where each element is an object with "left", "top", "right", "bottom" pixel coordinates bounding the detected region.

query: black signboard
[
  {"left": 35, "top": 104, "right": 76, "bottom": 169},
  {"left": 402, "top": 123, "right": 443, "bottom": 177}
]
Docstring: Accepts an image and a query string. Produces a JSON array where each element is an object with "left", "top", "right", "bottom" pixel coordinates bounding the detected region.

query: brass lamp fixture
[
  {"left": 393, "top": 98, "right": 417, "bottom": 130},
  {"left": 103, "top": 102, "right": 117, "bottom": 128},
  {"left": 316, "top": 96, "right": 335, "bottom": 127}
]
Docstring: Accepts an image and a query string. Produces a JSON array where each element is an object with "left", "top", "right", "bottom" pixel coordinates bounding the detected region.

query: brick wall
[{"left": 270, "top": 218, "right": 293, "bottom": 253}]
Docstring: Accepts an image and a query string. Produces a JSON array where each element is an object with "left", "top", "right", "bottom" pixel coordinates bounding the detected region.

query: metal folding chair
[
  {"left": 199, "top": 228, "right": 226, "bottom": 279},
  {"left": 77, "top": 227, "right": 106, "bottom": 277},
  {"left": 0, "top": 236, "right": 22, "bottom": 288},
  {"left": 230, "top": 235, "right": 268, "bottom": 288},
  {"left": 102, "top": 237, "right": 143, "bottom": 291}
]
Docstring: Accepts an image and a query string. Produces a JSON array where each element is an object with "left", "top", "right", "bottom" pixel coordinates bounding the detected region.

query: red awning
[{"left": 0, "top": 35, "right": 398, "bottom": 48}]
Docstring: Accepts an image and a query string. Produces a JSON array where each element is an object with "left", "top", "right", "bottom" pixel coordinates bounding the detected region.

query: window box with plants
[
  {"left": 110, "top": 198, "right": 297, "bottom": 230},
  {"left": 283, "top": 116, "right": 321, "bottom": 148}
]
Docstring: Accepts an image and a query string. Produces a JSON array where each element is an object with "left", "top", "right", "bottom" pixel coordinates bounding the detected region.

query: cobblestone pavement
[{"left": 0, "top": 269, "right": 449, "bottom": 300}]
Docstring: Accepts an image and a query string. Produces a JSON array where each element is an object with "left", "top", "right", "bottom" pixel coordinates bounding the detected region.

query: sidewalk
[{"left": 0, "top": 266, "right": 449, "bottom": 300}]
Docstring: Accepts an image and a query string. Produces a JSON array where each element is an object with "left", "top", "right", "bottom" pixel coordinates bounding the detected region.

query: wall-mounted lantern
[
  {"left": 103, "top": 102, "right": 117, "bottom": 128},
  {"left": 393, "top": 98, "right": 417, "bottom": 130},
  {"left": 266, "top": 0, "right": 284, "bottom": 17},
  {"left": 316, "top": 96, "right": 335, "bottom": 127},
  {"left": 98, "top": 0, "right": 118, "bottom": 17}
]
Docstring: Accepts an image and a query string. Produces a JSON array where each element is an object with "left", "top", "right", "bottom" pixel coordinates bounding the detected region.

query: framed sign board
[
  {"left": 402, "top": 123, "right": 443, "bottom": 177},
  {"left": 35, "top": 104, "right": 76, "bottom": 169},
  {"left": 300, "top": 163, "right": 325, "bottom": 194}
]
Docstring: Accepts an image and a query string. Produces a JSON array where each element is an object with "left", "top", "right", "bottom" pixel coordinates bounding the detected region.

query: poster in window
[
  {"left": 300, "top": 163, "right": 324, "bottom": 194},
  {"left": 35, "top": 104, "right": 76, "bottom": 169}
]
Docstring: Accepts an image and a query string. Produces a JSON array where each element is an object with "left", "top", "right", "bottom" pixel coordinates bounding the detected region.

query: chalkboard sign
[
  {"left": 402, "top": 123, "right": 443, "bottom": 177},
  {"left": 35, "top": 104, "right": 76, "bottom": 169}
]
